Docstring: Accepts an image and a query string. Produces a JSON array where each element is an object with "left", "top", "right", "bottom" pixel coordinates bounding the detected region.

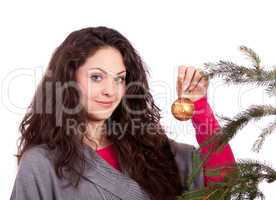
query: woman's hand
[{"left": 177, "top": 65, "right": 209, "bottom": 102}]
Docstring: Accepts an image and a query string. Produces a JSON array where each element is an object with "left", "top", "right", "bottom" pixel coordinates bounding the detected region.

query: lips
[
  {"left": 95, "top": 100, "right": 114, "bottom": 104},
  {"left": 95, "top": 100, "right": 114, "bottom": 108}
]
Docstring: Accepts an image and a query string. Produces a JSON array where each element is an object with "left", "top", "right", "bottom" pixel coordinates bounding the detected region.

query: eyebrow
[{"left": 89, "top": 67, "right": 126, "bottom": 75}]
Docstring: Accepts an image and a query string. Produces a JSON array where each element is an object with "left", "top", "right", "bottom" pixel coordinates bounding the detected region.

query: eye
[
  {"left": 114, "top": 76, "right": 126, "bottom": 83},
  {"left": 90, "top": 74, "right": 103, "bottom": 82}
]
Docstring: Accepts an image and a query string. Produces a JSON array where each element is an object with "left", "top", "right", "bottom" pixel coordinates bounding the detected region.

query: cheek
[
  {"left": 115, "top": 86, "right": 126, "bottom": 103},
  {"left": 80, "top": 81, "right": 101, "bottom": 99},
  {"left": 87, "top": 86, "right": 101, "bottom": 99},
  {"left": 116, "top": 90, "right": 125, "bottom": 108},
  {"left": 119, "top": 84, "right": 126, "bottom": 96},
  {"left": 77, "top": 82, "right": 99, "bottom": 109}
]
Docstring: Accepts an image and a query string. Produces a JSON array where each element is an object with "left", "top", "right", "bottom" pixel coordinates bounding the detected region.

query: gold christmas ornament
[{"left": 171, "top": 97, "right": 195, "bottom": 121}]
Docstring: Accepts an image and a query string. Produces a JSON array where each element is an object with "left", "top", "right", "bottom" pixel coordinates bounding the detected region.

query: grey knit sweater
[{"left": 10, "top": 140, "right": 204, "bottom": 200}]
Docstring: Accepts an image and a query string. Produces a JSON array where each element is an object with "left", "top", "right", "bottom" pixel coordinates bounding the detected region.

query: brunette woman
[{"left": 10, "top": 26, "right": 235, "bottom": 200}]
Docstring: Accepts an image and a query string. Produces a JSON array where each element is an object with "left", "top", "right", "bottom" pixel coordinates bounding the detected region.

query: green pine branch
[
  {"left": 178, "top": 159, "right": 276, "bottom": 200},
  {"left": 239, "top": 46, "right": 261, "bottom": 70},
  {"left": 199, "top": 104, "right": 276, "bottom": 152},
  {"left": 178, "top": 46, "right": 276, "bottom": 200},
  {"left": 198, "top": 45, "right": 276, "bottom": 151},
  {"left": 252, "top": 118, "right": 276, "bottom": 152},
  {"left": 202, "top": 46, "right": 276, "bottom": 97}
]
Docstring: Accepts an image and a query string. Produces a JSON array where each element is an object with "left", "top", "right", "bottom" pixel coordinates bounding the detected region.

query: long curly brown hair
[{"left": 17, "top": 26, "right": 183, "bottom": 200}]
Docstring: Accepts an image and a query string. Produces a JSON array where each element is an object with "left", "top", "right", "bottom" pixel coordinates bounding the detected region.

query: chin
[{"left": 87, "top": 111, "right": 113, "bottom": 121}]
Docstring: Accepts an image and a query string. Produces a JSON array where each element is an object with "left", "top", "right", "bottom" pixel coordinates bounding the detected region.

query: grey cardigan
[{"left": 10, "top": 140, "right": 204, "bottom": 200}]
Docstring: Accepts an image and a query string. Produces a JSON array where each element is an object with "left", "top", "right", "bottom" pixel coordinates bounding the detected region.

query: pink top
[
  {"left": 96, "top": 144, "right": 122, "bottom": 171},
  {"left": 96, "top": 96, "right": 236, "bottom": 186}
]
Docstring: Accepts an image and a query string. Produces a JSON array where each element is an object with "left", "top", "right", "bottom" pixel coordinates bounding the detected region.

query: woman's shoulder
[
  {"left": 18, "top": 144, "right": 54, "bottom": 174},
  {"left": 168, "top": 138, "right": 199, "bottom": 171},
  {"left": 168, "top": 138, "right": 197, "bottom": 156},
  {"left": 11, "top": 145, "right": 65, "bottom": 200},
  {"left": 168, "top": 138, "right": 204, "bottom": 190},
  {"left": 21, "top": 144, "right": 51, "bottom": 160}
]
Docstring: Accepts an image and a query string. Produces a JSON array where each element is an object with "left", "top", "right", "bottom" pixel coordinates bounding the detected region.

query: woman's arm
[{"left": 191, "top": 96, "right": 236, "bottom": 186}]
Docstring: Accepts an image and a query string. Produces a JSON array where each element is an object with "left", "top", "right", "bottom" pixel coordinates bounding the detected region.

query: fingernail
[{"left": 183, "top": 85, "right": 188, "bottom": 92}]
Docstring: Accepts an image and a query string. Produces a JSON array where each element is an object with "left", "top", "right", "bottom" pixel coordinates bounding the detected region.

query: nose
[{"left": 102, "top": 77, "right": 117, "bottom": 97}]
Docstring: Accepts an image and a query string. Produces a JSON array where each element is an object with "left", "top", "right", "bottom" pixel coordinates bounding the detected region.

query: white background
[{"left": 1, "top": 0, "right": 276, "bottom": 199}]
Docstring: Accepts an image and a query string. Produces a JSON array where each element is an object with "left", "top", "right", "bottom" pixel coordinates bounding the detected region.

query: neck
[{"left": 84, "top": 120, "right": 111, "bottom": 150}]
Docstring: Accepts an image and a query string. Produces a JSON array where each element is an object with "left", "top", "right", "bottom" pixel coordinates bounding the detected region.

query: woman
[{"left": 10, "top": 26, "right": 235, "bottom": 200}]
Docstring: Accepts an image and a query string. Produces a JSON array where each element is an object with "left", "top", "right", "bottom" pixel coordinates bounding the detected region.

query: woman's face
[{"left": 75, "top": 47, "right": 126, "bottom": 121}]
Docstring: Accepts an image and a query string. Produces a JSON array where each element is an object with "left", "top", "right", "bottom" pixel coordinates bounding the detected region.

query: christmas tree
[{"left": 177, "top": 46, "right": 276, "bottom": 200}]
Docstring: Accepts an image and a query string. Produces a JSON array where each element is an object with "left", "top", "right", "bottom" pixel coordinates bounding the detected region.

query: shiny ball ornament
[{"left": 171, "top": 98, "right": 195, "bottom": 121}]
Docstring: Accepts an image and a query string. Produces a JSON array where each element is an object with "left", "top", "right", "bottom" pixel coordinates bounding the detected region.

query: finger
[
  {"left": 177, "top": 66, "right": 187, "bottom": 98},
  {"left": 183, "top": 67, "right": 196, "bottom": 92},
  {"left": 187, "top": 70, "right": 204, "bottom": 92},
  {"left": 191, "top": 78, "right": 209, "bottom": 98}
]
